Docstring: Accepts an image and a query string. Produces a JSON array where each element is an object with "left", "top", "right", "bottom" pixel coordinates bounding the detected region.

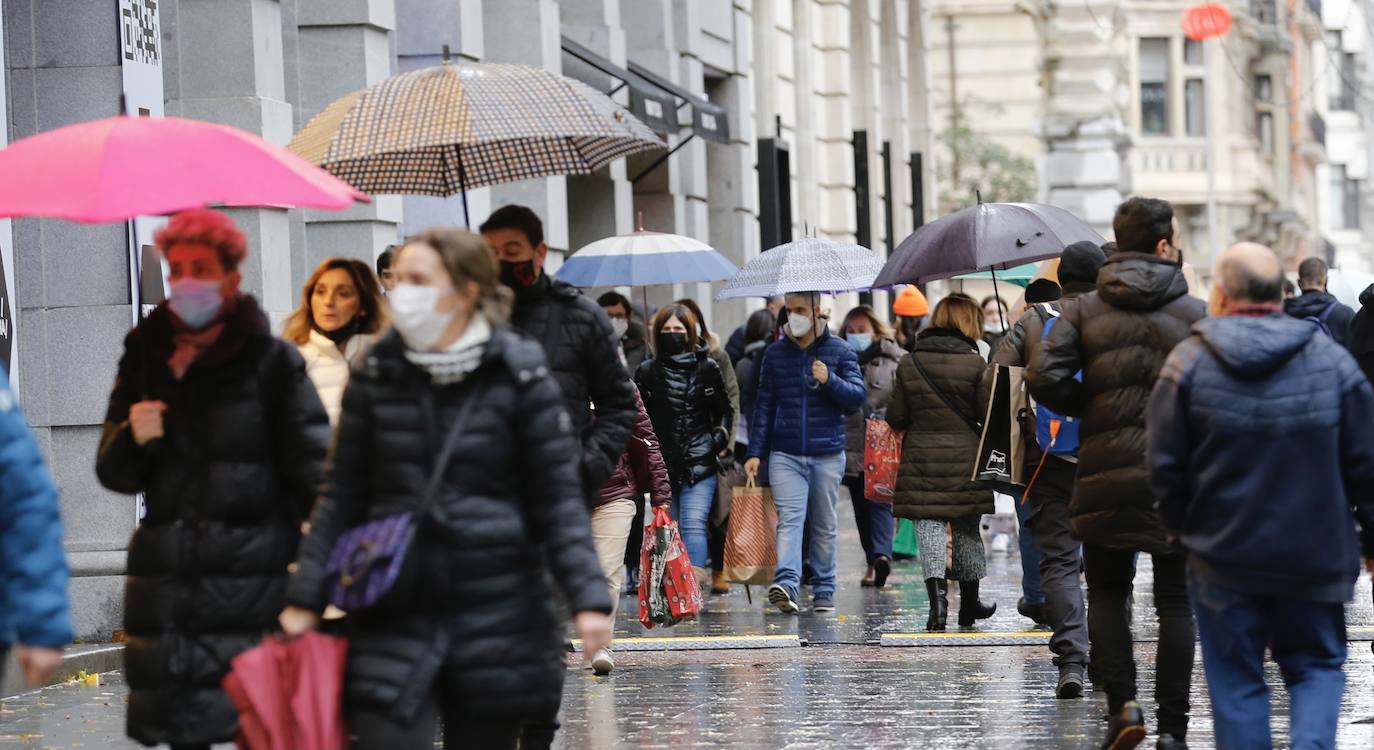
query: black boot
[
  {"left": 924, "top": 578, "right": 948, "bottom": 632},
  {"left": 957, "top": 579, "right": 997, "bottom": 626}
]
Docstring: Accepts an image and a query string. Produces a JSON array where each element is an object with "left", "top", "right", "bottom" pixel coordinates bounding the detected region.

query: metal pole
[{"left": 1204, "top": 38, "right": 1219, "bottom": 265}]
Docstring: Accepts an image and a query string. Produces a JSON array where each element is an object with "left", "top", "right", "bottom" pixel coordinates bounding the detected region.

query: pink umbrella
[{"left": 0, "top": 115, "right": 368, "bottom": 222}]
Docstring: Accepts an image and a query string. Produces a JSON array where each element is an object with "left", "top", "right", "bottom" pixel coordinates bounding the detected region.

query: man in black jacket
[
  {"left": 598, "top": 291, "right": 649, "bottom": 372},
  {"left": 1029, "top": 197, "right": 1205, "bottom": 749},
  {"left": 1150, "top": 242, "right": 1374, "bottom": 749},
  {"left": 987, "top": 240, "right": 1104, "bottom": 699},
  {"left": 1350, "top": 283, "right": 1374, "bottom": 385},
  {"left": 1284, "top": 257, "right": 1355, "bottom": 345},
  {"left": 481, "top": 205, "right": 637, "bottom": 500}
]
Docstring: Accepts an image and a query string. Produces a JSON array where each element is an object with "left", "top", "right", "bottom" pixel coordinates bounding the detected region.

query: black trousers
[
  {"left": 350, "top": 697, "right": 522, "bottom": 750},
  {"left": 1083, "top": 544, "right": 1195, "bottom": 739}
]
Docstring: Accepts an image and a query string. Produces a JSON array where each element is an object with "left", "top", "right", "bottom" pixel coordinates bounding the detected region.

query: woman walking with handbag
[
  {"left": 839, "top": 305, "right": 903, "bottom": 588},
  {"left": 278, "top": 228, "right": 613, "bottom": 749},
  {"left": 635, "top": 303, "right": 735, "bottom": 587},
  {"left": 95, "top": 209, "right": 332, "bottom": 750},
  {"left": 886, "top": 295, "right": 997, "bottom": 632}
]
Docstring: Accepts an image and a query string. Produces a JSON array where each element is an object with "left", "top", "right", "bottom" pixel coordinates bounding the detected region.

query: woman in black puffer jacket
[
  {"left": 887, "top": 296, "right": 996, "bottom": 633},
  {"left": 635, "top": 302, "right": 734, "bottom": 579},
  {"left": 279, "top": 228, "right": 612, "bottom": 750},
  {"left": 95, "top": 209, "right": 331, "bottom": 749}
]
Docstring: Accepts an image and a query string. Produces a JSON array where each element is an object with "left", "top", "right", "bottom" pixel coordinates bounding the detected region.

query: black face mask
[
  {"left": 499, "top": 259, "right": 540, "bottom": 289},
  {"left": 657, "top": 331, "right": 689, "bottom": 357}
]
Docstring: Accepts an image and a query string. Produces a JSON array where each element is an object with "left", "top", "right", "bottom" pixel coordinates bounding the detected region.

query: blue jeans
[
  {"left": 1014, "top": 494, "right": 1044, "bottom": 604},
  {"left": 1190, "top": 569, "right": 1346, "bottom": 750},
  {"left": 671, "top": 475, "right": 717, "bottom": 568},
  {"left": 769, "top": 451, "right": 845, "bottom": 598}
]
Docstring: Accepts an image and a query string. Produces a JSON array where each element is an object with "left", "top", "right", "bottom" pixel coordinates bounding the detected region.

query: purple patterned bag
[{"left": 322, "top": 380, "right": 485, "bottom": 613}]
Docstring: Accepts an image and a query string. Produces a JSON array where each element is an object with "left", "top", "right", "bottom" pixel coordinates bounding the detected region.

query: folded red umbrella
[
  {"left": 0, "top": 115, "right": 368, "bottom": 223},
  {"left": 223, "top": 631, "right": 348, "bottom": 750}
]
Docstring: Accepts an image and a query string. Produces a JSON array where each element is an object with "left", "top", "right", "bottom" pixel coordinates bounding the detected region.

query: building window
[
  {"left": 1183, "top": 39, "right": 1203, "bottom": 66},
  {"left": 1140, "top": 38, "right": 1170, "bottom": 135},
  {"left": 1332, "top": 165, "right": 1361, "bottom": 229},
  {"left": 1326, "top": 31, "right": 1358, "bottom": 111},
  {"left": 1254, "top": 74, "right": 1272, "bottom": 102},
  {"left": 1185, "top": 79, "right": 1206, "bottom": 137},
  {"left": 1256, "top": 111, "right": 1274, "bottom": 154}
]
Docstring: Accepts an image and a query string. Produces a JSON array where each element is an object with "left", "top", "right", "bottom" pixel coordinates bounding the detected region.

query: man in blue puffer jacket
[
  {"left": 744, "top": 292, "right": 866, "bottom": 614},
  {"left": 0, "top": 368, "right": 71, "bottom": 689},
  {"left": 1149, "top": 243, "right": 1374, "bottom": 750}
]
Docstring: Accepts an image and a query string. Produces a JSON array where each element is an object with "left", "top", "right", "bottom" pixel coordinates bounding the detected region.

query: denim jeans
[
  {"left": 671, "top": 475, "right": 717, "bottom": 568},
  {"left": 1014, "top": 493, "right": 1044, "bottom": 604},
  {"left": 1190, "top": 569, "right": 1346, "bottom": 750},
  {"left": 842, "top": 474, "right": 894, "bottom": 563},
  {"left": 769, "top": 451, "right": 845, "bottom": 598}
]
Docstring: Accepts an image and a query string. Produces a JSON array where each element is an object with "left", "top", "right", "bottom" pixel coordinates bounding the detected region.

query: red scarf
[
  {"left": 1227, "top": 304, "right": 1282, "bottom": 318},
  {"left": 168, "top": 323, "right": 226, "bottom": 380}
]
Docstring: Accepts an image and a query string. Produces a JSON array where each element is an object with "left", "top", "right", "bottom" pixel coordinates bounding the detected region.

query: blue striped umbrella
[{"left": 555, "top": 230, "right": 738, "bottom": 287}]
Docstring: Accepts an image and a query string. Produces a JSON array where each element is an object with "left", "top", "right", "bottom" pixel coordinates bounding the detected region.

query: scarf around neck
[{"left": 404, "top": 314, "right": 492, "bottom": 385}]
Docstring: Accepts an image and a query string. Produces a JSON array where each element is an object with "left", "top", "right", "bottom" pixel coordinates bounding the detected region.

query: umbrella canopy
[
  {"left": 555, "top": 231, "right": 737, "bottom": 287},
  {"left": 289, "top": 61, "right": 664, "bottom": 198},
  {"left": 874, "top": 202, "right": 1105, "bottom": 287},
  {"left": 0, "top": 115, "right": 366, "bottom": 223},
  {"left": 955, "top": 262, "right": 1039, "bottom": 287},
  {"left": 717, "top": 237, "right": 885, "bottom": 300},
  {"left": 222, "top": 631, "right": 347, "bottom": 750}
]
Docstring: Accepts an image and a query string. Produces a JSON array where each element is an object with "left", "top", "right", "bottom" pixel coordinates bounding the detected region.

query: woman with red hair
[{"left": 96, "top": 208, "right": 331, "bottom": 750}]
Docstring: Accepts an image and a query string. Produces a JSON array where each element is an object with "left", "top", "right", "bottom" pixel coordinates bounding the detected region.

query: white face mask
[
  {"left": 389, "top": 283, "right": 456, "bottom": 351},
  {"left": 787, "top": 312, "right": 813, "bottom": 338},
  {"left": 610, "top": 318, "right": 629, "bottom": 340}
]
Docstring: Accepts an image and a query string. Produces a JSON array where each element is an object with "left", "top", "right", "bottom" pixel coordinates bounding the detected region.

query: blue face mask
[
  {"left": 848, "top": 333, "right": 873, "bottom": 352},
  {"left": 168, "top": 278, "right": 225, "bottom": 330}
]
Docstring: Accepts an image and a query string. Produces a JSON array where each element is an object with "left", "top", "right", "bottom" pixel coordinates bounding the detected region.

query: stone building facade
[{"left": 3, "top": 0, "right": 938, "bottom": 640}]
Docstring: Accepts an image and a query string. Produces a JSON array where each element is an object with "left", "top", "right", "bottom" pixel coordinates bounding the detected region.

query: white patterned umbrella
[
  {"left": 716, "top": 237, "right": 885, "bottom": 300},
  {"left": 288, "top": 60, "right": 665, "bottom": 216}
]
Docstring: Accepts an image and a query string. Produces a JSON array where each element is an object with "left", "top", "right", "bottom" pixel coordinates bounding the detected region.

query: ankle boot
[
  {"left": 924, "top": 578, "right": 948, "bottom": 632},
  {"left": 957, "top": 579, "right": 997, "bottom": 626}
]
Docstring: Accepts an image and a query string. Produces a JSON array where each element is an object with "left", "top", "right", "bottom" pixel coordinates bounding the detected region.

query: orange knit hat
[{"left": 892, "top": 285, "right": 929, "bottom": 317}]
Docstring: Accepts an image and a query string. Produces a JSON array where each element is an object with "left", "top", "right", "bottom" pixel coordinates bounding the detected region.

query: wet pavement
[{"left": 5, "top": 494, "right": 1374, "bottom": 748}]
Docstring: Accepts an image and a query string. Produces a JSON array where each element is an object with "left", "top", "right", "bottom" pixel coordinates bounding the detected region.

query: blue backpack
[
  {"left": 1306, "top": 301, "right": 1338, "bottom": 337},
  {"left": 1035, "top": 306, "right": 1080, "bottom": 457}
]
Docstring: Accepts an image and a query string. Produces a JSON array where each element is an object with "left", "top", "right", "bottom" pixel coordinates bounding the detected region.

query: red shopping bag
[
  {"left": 863, "top": 417, "right": 902, "bottom": 502},
  {"left": 222, "top": 630, "right": 348, "bottom": 750},
  {"left": 637, "top": 506, "right": 703, "bottom": 628}
]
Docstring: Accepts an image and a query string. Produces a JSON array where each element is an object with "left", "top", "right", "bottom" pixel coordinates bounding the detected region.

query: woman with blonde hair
[
  {"left": 284, "top": 257, "right": 387, "bottom": 426},
  {"left": 280, "top": 227, "right": 612, "bottom": 749},
  {"left": 839, "top": 305, "right": 903, "bottom": 587},
  {"left": 886, "top": 295, "right": 996, "bottom": 631}
]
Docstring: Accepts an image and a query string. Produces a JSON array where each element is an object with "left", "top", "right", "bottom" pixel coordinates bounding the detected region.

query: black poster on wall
[{"left": 0, "top": 246, "right": 12, "bottom": 378}]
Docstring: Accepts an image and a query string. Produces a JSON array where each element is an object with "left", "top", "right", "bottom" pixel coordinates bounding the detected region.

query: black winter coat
[
  {"left": 286, "top": 327, "right": 611, "bottom": 723},
  {"left": 1028, "top": 253, "right": 1206, "bottom": 552},
  {"left": 1284, "top": 289, "right": 1356, "bottom": 347},
  {"left": 95, "top": 296, "right": 330, "bottom": 747},
  {"left": 510, "top": 274, "right": 636, "bottom": 496},
  {"left": 886, "top": 330, "right": 992, "bottom": 520},
  {"left": 636, "top": 347, "right": 734, "bottom": 488},
  {"left": 843, "top": 338, "right": 903, "bottom": 476},
  {"left": 1350, "top": 283, "right": 1374, "bottom": 386}
]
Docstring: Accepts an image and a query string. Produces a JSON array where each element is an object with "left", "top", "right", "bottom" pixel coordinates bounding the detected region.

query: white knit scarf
[{"left": 404, "top": 314, "right": 491, "bottom": 385}]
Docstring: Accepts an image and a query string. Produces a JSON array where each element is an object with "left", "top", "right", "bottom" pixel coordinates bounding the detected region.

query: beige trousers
[{"left": 590, "top": 498, "right": 638, "bottom": 622}]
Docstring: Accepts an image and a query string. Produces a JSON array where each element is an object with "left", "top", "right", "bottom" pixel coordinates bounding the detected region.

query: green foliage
[{"left": 938, "top": 99, "right": 1038, "bottom": 214}]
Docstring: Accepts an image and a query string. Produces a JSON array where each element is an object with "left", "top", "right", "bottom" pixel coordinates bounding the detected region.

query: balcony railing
[{"left": 1134, "top": 143, "right": 1208, "bottom": 174}]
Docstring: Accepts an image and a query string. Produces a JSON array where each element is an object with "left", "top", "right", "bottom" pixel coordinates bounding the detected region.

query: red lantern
[{"left": 1183, "top": 3, "right": 1233, "bottom": 41}]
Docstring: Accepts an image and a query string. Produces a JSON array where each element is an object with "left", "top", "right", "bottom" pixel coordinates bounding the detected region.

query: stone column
[
  {"left": 4, "top": 0, "right": 134, "bottom": 640},
  {"left": 1037, "top": 0, "right": 1131, "bottom": 236},
  {"left": 296, "top": 0, "right": 402, "bottom": 271}
]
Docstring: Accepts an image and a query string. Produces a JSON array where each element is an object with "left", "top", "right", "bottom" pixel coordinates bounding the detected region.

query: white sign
[{"left": 120, "top": 0, "right": 167, "bottom": 325}]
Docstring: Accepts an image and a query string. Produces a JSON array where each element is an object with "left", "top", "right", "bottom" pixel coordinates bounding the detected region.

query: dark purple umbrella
[{"left": 874, "top": 202, "right": 1105, "bottom": 287}]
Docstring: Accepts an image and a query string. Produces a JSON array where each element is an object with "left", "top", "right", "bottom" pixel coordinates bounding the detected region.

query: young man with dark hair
[
  {"left": 1029, "top": 196, "right": 1205, "bottom": 749},
  {"left": 376, "top": 245, "right": 397, "bottom": 293},
  {"left": 480, "top": 204, "right": 637, "bottom": 749},
  {"left": 1284, "top": 256, "right": 1356, "bottom": 345},
  {"left": 597, "top": 291, "right": 648, "bottom": 371},
  {"left": 1150, "top": 242, "right": 1374, "bottom": 749}
]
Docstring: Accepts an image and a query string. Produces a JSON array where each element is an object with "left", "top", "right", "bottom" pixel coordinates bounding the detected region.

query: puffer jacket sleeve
[
  {"left": 628, "top": 389, "right": 673, "bottom": 507},
  {"left": 1148, "top": 343, "right": 1197, "bottom": 533},
  {"left": 581, "top": 305, "right": 637, "bottom": 492},
  {"left": 747, "top": 346, "right": 778, "bottom": 460},
  {"left": 1338, "top": 358, "right": 1374, "bottom": 559},
  {"left": 886, "top": 355, "right": 913, "bottom": 431},
  {"left": 269, "top": 344, "right": 331, "bottom": 520},
  {"left": 822, "top": 344, "right": 867, "bottom": 410},
  {"left": 287, "top": 376, "right": 375, "bottom": 612},
  {"left": 0, "top": 378, "right": 72, "bottom": 648},
  {"left": 521, "top": 367, "right": 615, "bottom": 615},
  {"left": 1028, "top": 300, "right": 1087, "bottom": 417},
  {"left": 96, "top": 329, "right": 154, "bottom": 494}
]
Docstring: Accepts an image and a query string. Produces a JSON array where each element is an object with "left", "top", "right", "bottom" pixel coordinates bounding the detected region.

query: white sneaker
[{"left": 591, "top": 648, "right": 615, "bottom": 676}]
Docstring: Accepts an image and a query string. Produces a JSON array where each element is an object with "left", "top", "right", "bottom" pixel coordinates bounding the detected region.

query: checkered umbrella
[
  {"left": 716, "top": 238, "right": 885, "bottom": 300},
  {"left": 288, "top": 61, "right": 664, "bottom": 212}
]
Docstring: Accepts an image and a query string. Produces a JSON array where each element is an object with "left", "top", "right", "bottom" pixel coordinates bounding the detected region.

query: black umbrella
[{"left": 874, "top": 201, "right": 1105, "bottom": 287}]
